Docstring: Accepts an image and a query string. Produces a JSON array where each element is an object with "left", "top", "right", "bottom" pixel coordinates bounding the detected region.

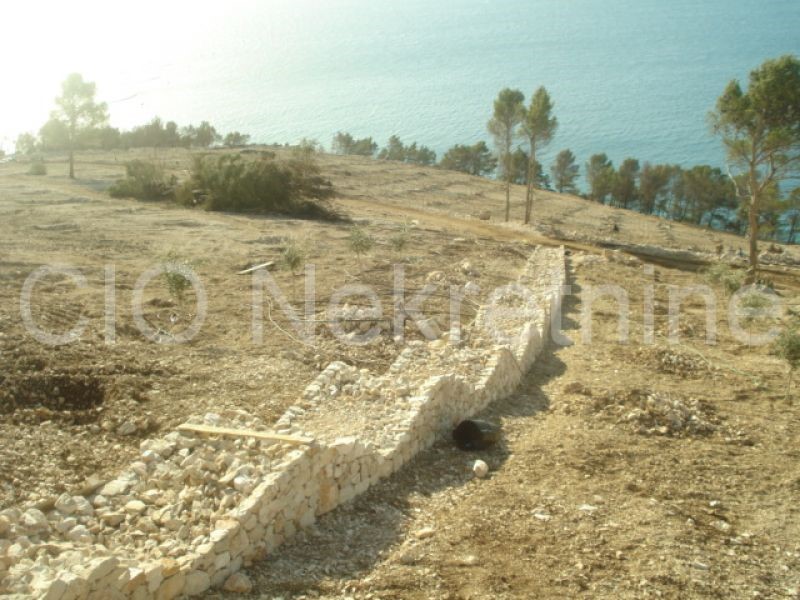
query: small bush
[
  {"left": 389, "top": 222, "right": 411, "bottom": 252},
  {"left": 349, "top": 226, "right": 374, "bottom": 265},
  {"left": 281, "top": 239, "right": 306, "bottom": 275},
  {"left": 28, "top": 159, "right": 47, "bottom": 176},
  {"left": 773, "top": 326, "right": 800, "bottom": 371},
  {"left": 162, "top": 252, "right": 193, "bottom": 303},
  {"left": 173, "top": 180, "right": 197, "bottom": 207},
  {"left": 705, "top": 263, "right": 744, "bottom": 294},
  {"left": 185, "top": 153, "right": 337, "bottom": 220},
  {"left": 740, "top": 292, "right": 771, "bottom": 311},
  {"left": 109, "top": 160, "right": 174, "bottom": 201}
]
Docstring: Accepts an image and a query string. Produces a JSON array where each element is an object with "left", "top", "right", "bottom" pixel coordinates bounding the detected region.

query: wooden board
[
  {"left": 237, "top": 261, "right": 275, "bottom": 275},
  {"left": 177, "top": 423, "right": 315, "bottom": 446}
]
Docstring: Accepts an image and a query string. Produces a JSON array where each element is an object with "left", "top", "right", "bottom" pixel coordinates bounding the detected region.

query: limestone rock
[
  {"left": 472, "top": 460, "right": 489, "bottom": 479},
  {"left": 223, "top": 572, "right": 253, "bottom": 593}
]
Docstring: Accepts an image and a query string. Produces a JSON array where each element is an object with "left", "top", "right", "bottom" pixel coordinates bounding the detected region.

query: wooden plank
[
  {"left": 237, "top": 261, "right": 275, "bottom": 275},
  {"left": 177, "top": 423, "right": 315, "bottom": 446}
]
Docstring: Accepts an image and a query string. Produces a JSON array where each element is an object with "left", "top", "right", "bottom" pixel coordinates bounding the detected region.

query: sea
[{"left": 3, "top": 0, "right": 799, "bottom": 184}]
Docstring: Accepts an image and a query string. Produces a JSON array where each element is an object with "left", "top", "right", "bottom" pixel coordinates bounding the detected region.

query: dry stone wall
[{"left": 0, "top": 246, "right": 566, "bottom": 599}]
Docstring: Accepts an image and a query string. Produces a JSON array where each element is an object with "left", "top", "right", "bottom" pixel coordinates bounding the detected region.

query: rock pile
[{"left": 0, "top": 246, "right": 567, "bottom": 599}]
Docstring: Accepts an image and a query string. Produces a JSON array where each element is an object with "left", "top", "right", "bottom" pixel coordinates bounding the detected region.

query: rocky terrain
[{"left": 1, "top": 149, "right": 799, "bottom": 598}]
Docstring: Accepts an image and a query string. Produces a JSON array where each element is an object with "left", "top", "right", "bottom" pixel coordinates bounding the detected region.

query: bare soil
[{"left": 2, "top": 149, "right": 800, "bottom": 598}]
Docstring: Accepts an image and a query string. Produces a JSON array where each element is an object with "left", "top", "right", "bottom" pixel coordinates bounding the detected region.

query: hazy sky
[{"left": 0, "top": 0, "right": 279, "bottom": 151}]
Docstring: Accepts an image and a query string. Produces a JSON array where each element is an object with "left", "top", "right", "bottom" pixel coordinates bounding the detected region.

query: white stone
[
  {"left": 472, "top": 460, "right": 489, "bottom": 479},
  {"left": 100, "top": 512, "right": 126, "bottom": 527},
  {"left": 20, "top": 508, "right": 49, "bottom": 532},
  {"left": 72, "top": 496, "right": 93, "bottom": 516},
  {"left": 184, "top": 570, "right": 211, "bottom": 595},
  {"left": 54, "top": 494, "right": 78, "bottom": 515},
  {"left": 223, "top": 572, "right": 253, "bottom": 593},
  {"left": 117, "top": 420, "right": 137, "bottom": 436},
  {"left": 66, "top": 524, "right": 93, "bottom": 544},
  {"left": 99, "top": 479, "right": 131, "bottom": 497},
  {"left": 125, "top": 500, "right": 147, "bottom": 515}
]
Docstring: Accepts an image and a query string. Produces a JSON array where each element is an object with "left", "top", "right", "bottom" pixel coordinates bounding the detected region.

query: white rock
[
  {"left": 99, "top": 480, "right": 131, "bottom": 497},
  {"left": 55, "top": 517, "right": 77, "bottom": 534},
  {"left": 66, "top": 525, "right": 93, "bottom": 544},
  {"left": 100, "top": 513, "right": 125, "bottom": 527},
  {"left": 72, "top": 496, "right": 94, "bottom": 516},
  {"left": 472, "top": 460, "right": 489, "bottom": 479},
  {"left": 117, "top": 420, "right": 137, "bottom": 436},
  {"left": 233, "top": 475, "right": 254, "bottom": 494},
  {"left": 125, "top": 500, "right": 147, "bottom": 515},
  {"left": 20, "top": 509, "right": 49, "bottom": 532},
  {"left": 415, "top": 527, "right": 436, "bottom": 540},
  {"left": 54, "top": 494, "right": 78, "bottom": 515},
  {"left": 185, "top": 570, "right": 211, "bottom": 595},
  {"left": 223, "top": 572, "right": 253, "bottom": 593}
]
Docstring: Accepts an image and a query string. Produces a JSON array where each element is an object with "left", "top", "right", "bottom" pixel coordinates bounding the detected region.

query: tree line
[
  {"left": 331, "top": 55, "right": 800, "bottom": 279},
  {"left": 18, "top": 58, "right": 800, "bottom": 277},
  {"left": 14, "top": 74, "right": 252, "bottom": 178}
]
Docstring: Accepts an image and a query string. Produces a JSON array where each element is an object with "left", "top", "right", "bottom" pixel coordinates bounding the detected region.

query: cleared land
[{"left": 2, "top": 149, "right": 800, "bottom": 598}]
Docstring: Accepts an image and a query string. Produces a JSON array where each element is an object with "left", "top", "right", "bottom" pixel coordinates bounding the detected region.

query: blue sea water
[{"left": 4, "top": 0, "right": 800, "bottom": 180}]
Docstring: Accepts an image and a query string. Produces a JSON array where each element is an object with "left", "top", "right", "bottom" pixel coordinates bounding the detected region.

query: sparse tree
[
  {"left": 223, "top": 131, "right": 251, "bottom": 147},
  {"left": 785, "top": 188, "right": 800, "bottom": 243},
  {"left": 15, "top": 132, "right": 38, "bottom": 155},
  {"left": 378, "top": 135, "right": 406, "bottom": 161},
  {"left": 39, "top": 117, "right": 70, "bottom": 151},
  {"left": 191, "top": 121, "right": 222, "bottom": 148},
  {"left": 711, "top": 55, "right": 800, "bottom": 280},
  {"left": 50, "top": 73, "right": 108, "bottom": 178},
  {"left": 440, "top": 141, "right": 497, "bottom": 176},
  {"left": 550, "top": 149, "right": 580, "bottom": 194},
  {"left": 521, "top": 87, "right": 557, "bottom": 223},
  {"left": 332, "top": 132, "right": 377, "bottom": 156},
  {"left": 639, "top": 163, "right": 674, "bottom": 215},
  {"left": 488, "top": 88, "right": 525, "bottom": 222},
  {"left": 586, "top": 153, "right": 615, "bottom": 203},
  {"left": 611, "top": 158, "right": 640, "bottom": 209}
]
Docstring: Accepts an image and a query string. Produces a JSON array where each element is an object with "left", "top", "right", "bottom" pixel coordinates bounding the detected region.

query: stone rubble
[{"left": 0, "top": 246, "right": 566, "bottom": 599}]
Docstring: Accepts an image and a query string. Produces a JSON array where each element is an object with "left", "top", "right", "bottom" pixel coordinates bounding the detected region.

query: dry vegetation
[{"left": 2, "top": 148, "right": 800, "bottom": 598}]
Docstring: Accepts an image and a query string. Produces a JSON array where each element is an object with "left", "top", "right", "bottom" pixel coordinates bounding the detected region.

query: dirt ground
[
  {"left": 0, "top": 149, "right": 529, "bottom": 508},
  {"left": 3, "top": 149, "right": 800, "bottom": 598}
]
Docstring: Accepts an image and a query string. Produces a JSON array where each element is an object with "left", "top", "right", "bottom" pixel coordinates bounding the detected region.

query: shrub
[
  {"left": 739, "top": 291, "right": 771, "bottom": 311},
  {"left": 389, "top": 222, "right": 412, "bottom": 252},
  {"left": 109, "top": 160, "right": 174, "bottom": 201},
  {"left": 162, "top": 252, "right": 193, "bottom": 303},
  {"left": 705, "top": 263, "right": 745, "bottom": 294},
  {"left": 186, "top": 153, "right": 337, "bottom": 220},
  {"left": 348, "top": 226, "right": 374, "bottom": 266},
  {"left": 332, "top": 132, "right": 377, "bottom": 156},
  {"left": 281, "top": 239, "right": 306, "bottom": 275},
  {"left": 773, "top": 326, "right": 800, "bottom": 371},
  {"left": 28, "top": 159, "right": 47, "bottom": 176}
]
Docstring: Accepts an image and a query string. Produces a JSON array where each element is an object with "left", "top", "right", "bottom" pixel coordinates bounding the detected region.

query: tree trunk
[
  {"left": 69, "top": 148, "right": 75, "bottom": 179},
  {"left": 504, "top": 140, "right": 511, "bottom": 222},
  {"left": 788, "top": 217, "right": 798, "bottom": 244},
  {"left": 505, "top": 178, "right": 510, "bottom": 222},
  {"left": 524, "top": 140, "right": 536, "bottom": 225},
  {"left": 747, "top": 167, "right": 759, "bottom": 283}
]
